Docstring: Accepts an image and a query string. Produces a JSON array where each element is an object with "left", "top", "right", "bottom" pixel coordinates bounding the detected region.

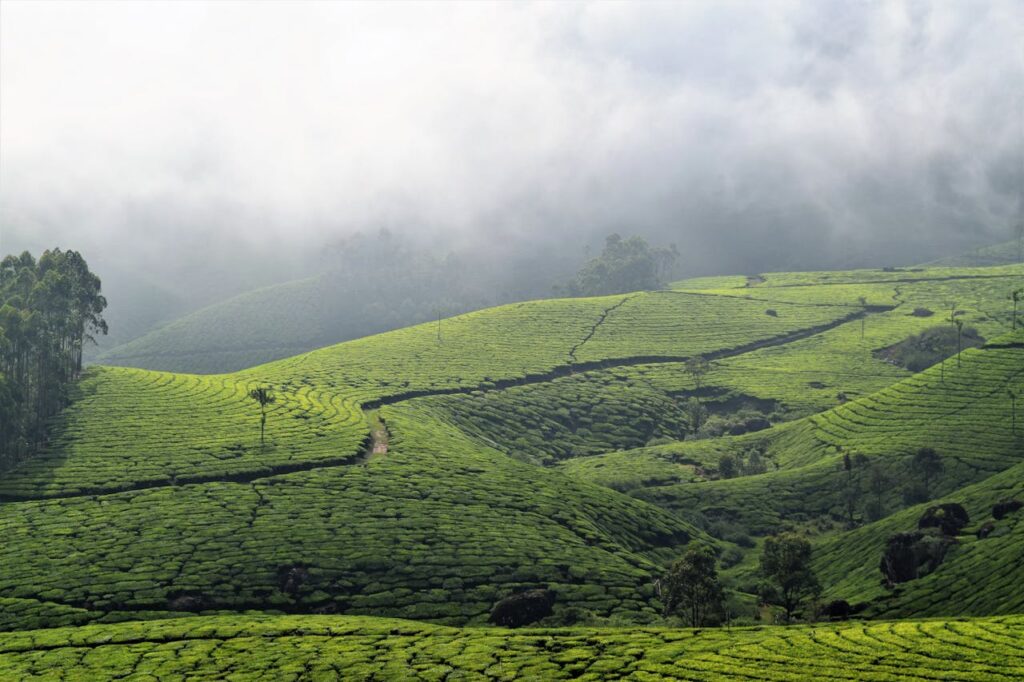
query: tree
[
  {"left": 1010, "top": 389, "right": 1018, "bottom": 435},
  {"left": 562, "top": 234, "right": 679, "bottom": 297},
  {"left": 248, "top": 386, "right": 276, "bottom": 447},
  {"left": 910, "top": 447, "right": 943, "bottom": 499},
  {"left": 0, "top": 248, "right": 107, "bottom": 468},
  {"left": 1010, "top": 288, "right": 1023, "bottom": 331},
  {"left": 940, "top": 302, "right": 957, "bottom": 382},
  {"left": 954, "top": 318, "right": 964, "bottom": 368},
  {"left": 717, "top": 453, "right": 737, "bottom": 479},
  {"left": 759, "top": 534, "right": 820, "bottom": 623},
  {"left": 857, "top": 296, "right": 868, "bottom": 339},
  {"left": 840, "top": 452, "right": 868, "bottom": 528},
  {"left": 683, "top": 397, "right": 708, "bottom": 435},
  {"left": 660, "top": 545, "right": 725, "bottom": 627},
  {"left": 685, "top": 356, "right": 712, "bottom": 395},
  {"left": 864, "top": 462, "right": 889, "bottom": 521}
]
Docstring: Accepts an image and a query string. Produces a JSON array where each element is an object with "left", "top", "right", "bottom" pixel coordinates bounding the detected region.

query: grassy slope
[
  {"left": 923, "top": 239, "right": 1022, "bottom": 267},
  {"left": 1, "top": 614, "right": 1022, "bottom": 680},
  {"left": 565, "top": 331, "right": 1022, "bottom": 516},
  {"left": 0, "top": 399, "right": 700, "bottom": 629},
  {"left": 96, "top": 275, "right": 335, "bottom": 373},
  {"left": 2, "top": 262, "right": 1023, "bottom": 638},
  {"left": 814, "top": 458, "right": 1024, "bottom": 619}
]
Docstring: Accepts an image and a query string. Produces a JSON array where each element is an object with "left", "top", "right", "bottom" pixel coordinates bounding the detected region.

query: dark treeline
[
  {"left": 0, "top": 249, "right": 107, "bottom": 467},
  {"left": 557, "top": 234, "right": 680, "bottom": 297}
]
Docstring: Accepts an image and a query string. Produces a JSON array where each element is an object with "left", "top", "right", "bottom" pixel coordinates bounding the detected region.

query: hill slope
[
  {"left": 2, "top": 262, "right": 1023, "bottom": 639},
  {"left": 1, "top": 614, "right": 1022, "bottom": 680}
]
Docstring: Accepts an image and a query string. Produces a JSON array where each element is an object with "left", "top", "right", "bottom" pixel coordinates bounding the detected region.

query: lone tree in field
[
  {"left": 910, "top": 447, "right": 943, "bottom": 499},
  {"left": 248, "top": 386, "right": 276, "bottom": 447},
  {"left": 1010, "top": 288, "right": 1023, "bottom": 331},
  {"left": 685, "top": 356, "right": 712, "bottom": 395},
  {"left": 840, "top": 452, "right": 869, "bottom": 528},
  {"left": 758, "top": 533, "right": 820, "bottom": 623},
  {"left": 1010, "top": 389, "right": 1019, "bottom": 435},
  {"left": 660, "top": 545, "right": 725, "bottom": 627},
  {"left": 858, "top": 296, "right": 868, "bottom": 339},
  {"left": 940, "top": 303, "right": 958, "bottom": 382},
  {"left": 954, "top": 318, "right": 965, "bottom": 368}
]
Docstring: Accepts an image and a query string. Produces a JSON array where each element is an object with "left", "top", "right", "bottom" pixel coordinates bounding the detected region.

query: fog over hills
[{"left": 3, "top": 1, "right": 1022, "bottom": 347}]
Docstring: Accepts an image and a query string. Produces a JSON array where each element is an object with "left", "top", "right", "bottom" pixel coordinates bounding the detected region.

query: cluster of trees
[
  {"left": 0, "top": 249, "right": 107, "bottom": 467},
  {"left": 833, "top": 447, "right": 944, "bottom": 527},
  {"left": 879, "top": 324, "right": 984, "bottom": 373},
  {"left": 558, "top": 234, "right": 680, "bottom": 297},
  {"left": 660, "top": 534, "right": 822, "bottom": 627}
]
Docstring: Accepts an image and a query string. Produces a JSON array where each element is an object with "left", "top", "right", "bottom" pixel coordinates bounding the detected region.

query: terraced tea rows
[
  {"left": 815, "top": 458, "right": 1024, "bottom": 619},
  {"left": 0, "top": 367, "right": 367, "bottom": 499},
  {"left": 0, "top": 399, "right": 701, "bottom": 629},
  {"left": 418, "top": 374, "right": 691, "bottom": 464},
  {"left": 572, "top": 291, "right": 855, "bottom": 363},
  {"left": 593, "top": 335, "right": 1024, "bottom": 545},
  {"left": 1, "top": 614, "right": 1022, "bottom": 680},
  {"left": 2, "top": 261, "right": 1022, "bottom": 645}
]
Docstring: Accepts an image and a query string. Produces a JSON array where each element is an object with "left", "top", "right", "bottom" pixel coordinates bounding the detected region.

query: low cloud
[{"left": 2, "top": 0, "right": 1021, "bottom": 286}]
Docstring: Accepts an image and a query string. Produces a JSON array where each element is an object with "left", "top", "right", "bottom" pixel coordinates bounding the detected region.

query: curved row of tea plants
[
  {"left": 0, "top": 367, "right": 367, "bottom": 500},
  {"left": 1, "top": 614, "right": 1022, "bottom": 680},
  {"left": 0, "top": 400, "right": 703, "bottom": 630}
]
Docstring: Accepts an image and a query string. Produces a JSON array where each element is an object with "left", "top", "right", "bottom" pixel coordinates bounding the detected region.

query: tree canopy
[
  {"left": 0, "top": 249, "right": 107, "bottom": 466},
  {"left": 561, "top": 234, "right": 679, "bottom": 297},
  {"left": 759, "top": 533, "right": 821, "bottom": 622},
  {"left": 660, "top": 545, "right": 725, "bottom": 627}
]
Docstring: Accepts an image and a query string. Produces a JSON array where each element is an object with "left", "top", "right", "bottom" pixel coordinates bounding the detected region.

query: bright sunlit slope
[
  {"left": 1, "top": 614, "right": 1022, "bottom": 680},
  {"left": 1, "top": 262, "right": 1022, "bottom": 635}
]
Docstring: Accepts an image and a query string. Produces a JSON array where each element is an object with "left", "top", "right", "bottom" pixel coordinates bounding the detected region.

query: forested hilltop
[{"left": 0, "top": 250, "right": 106, "bottom": 467}]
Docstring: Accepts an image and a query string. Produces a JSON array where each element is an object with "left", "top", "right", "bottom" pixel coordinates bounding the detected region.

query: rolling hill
[
  {"left": 1, "top": 259, "right": 1023, "bottom": 677},
  {"left": 2, "top": 614, "right": 1022, "bottom": 680}
]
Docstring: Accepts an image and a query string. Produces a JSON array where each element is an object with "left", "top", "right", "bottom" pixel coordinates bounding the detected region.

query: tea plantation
[
  {"left": 1, "top": 261, "right": 1023, "bottom": 677},
  {"left": 1, "top": 614, "right": 1022, "bottom": 680}
]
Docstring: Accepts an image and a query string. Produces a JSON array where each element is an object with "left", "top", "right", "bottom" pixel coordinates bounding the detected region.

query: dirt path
[
  {"left": 367, "top": 412, "right": 389, "bottom": 460},
  {"left": 371, "top": 426, "right": 388, "bottom": 455}
]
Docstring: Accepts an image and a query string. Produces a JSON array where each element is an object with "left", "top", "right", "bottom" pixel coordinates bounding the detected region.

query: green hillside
[
  {"left": 2, "top": 261, "right": 1023, "bottom": 678},
  {"left": 95, "top": 275, "right": 345, "bottom": 374},
  {"left": 2, "top": 614, "right": 1022, "bottom": 680},
  {"left": 924, "top": 239, "right": 1023, "bottom": 267}
]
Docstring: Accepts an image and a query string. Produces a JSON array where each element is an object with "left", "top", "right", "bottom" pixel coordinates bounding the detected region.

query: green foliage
[
  {"left": 2, "top": 614, "right": 1022, "bottom": 679},
  {"left": 759, "top": 534, "right": 820, "bottom": 622},
  {"left": 878, "top": 325, "right": 984, "bottom": 372},
  {"left": 248, "top": 385, "right": 277, "bottom": 446},
  {"left": 910, "top": 447, "right": 944, "bottom": 500},
  {"left": 561, "top": 234, "right": 678, "bottom": 296},
  {"left": 659, "top": 545, "right": 724, "bottom": 626},
  {"left": 0, "top": 249, "right": 107, "bottom": 466},
  {"left": 2, "top": 257, "right": 1023, "bottom": 649}
]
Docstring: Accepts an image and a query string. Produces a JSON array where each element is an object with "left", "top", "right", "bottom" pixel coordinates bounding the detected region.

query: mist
[{"left": 2, "top": 0, "right": 1022, "bottom": 343}]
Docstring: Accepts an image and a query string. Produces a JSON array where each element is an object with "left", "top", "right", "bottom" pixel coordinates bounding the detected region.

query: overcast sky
[{"left": 2, "top": 0, "right": 1022, "bottom": 280}]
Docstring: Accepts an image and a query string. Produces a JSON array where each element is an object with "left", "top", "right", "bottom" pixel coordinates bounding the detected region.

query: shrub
[
  {"left": 902, "top": 482, "right": 929, "bottom": 506},
  {"left": 880, "top": 530, "right": 952, "bottom": 585},
  {"left": 917, "top": 503, "right": 969, "bottom": 536},
  {"left": 489, "top": 589, "right": 556, "bottom": 627},
  {"left": 821, "top": 599, "right": 852, "bottom": 621},
  {"left": 993, "top": 499, "right": 1023, "bottom": 520}
]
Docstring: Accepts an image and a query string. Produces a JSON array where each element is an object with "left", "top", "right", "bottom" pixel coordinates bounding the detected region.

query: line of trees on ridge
[{"left": 0, "top": 249, "right": 107, "bottom": 467}]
